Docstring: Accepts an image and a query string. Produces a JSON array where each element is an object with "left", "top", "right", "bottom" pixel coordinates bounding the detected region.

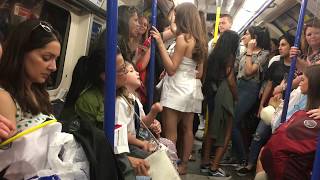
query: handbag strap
[
  {"left": 133, "top": 110, "right": 161, "bottom": 147},
  {"left": 121, "top": 95, "right": 161, "bottom": 148},
  {"left": 134, "top": 100, "right": 141, "bottom": 137},
  {"left": 0, "top": 119, "right": 57, "bottom": 147}
]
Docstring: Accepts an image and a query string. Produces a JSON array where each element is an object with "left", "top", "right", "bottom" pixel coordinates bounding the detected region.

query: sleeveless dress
[
  {"left": 160, "top": 57, "right": 203, "bottom": 113},
  {"left": 0, "top": 88, "right": 55, "bottom": 132}
]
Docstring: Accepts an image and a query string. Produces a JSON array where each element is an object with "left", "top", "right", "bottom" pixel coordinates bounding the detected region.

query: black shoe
[
  {"left": 200, "top": 163, "right": 210, "bottom": 173},
  {"left": 236, "top": 167, "right": 253, "bottom": 176}
]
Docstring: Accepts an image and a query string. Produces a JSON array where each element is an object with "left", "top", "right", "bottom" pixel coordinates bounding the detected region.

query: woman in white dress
[{"left": 151, "top": 2, "right": 207, "bottom": 174}]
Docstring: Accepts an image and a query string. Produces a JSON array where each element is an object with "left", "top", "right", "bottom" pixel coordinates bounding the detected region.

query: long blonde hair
[{"left": 175, "top": 3, "right": 207, "bottom": 62}]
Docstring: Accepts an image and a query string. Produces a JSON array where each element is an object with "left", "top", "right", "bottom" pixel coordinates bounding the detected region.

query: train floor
[{"left": 181, "top": 129, "right": 255, "bottom": 180}]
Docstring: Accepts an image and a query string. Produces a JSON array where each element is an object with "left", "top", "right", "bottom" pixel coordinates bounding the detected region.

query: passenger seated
[
  {"left": 258, "top": 64, "right": 320, "bottom": 180},
  {"left": 0, "top": 19, "right": 89, "bottom": 179},
  {"left": 116, "top": 61, "right": 162, "bottom": 159},
  {"left": 65, "top": 43, "right": 151, "bottom": 177},
  {"left": 0, "top": 19, "right": 60, "bottom": 139},
  {"left": 0, "top": 114, "right": 15, "bottom": 142}
]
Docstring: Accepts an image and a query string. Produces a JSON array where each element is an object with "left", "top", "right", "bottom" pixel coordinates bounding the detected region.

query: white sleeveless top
[{"left": 160, "top": 57, "right": 203, "bottom": 113}]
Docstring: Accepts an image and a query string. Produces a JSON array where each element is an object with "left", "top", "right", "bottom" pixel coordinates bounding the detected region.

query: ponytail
[{"left": 247, "top": 26, "right": 271, "bottom": 50}]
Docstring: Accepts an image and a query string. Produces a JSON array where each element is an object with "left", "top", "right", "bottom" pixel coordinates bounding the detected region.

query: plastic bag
[{"left": 0, "top": 122, "right": 89, "bottom": 180}]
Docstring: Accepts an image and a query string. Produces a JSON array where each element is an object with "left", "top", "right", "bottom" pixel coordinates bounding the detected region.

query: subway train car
[{"left": 0, "top": 0, "right": 319, "bottom": 179}]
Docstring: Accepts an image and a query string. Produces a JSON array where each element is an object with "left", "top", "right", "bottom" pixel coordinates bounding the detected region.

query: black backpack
[{"left": 61, "top": 115, "right": 124, "bottom": 180}]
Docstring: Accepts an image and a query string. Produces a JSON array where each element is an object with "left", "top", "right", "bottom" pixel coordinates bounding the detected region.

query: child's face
[
  {"left": 299, "top": 74, "right": 309, "bottom": 94},
  {"left": 116, "top": 54, "right": 128, "bottom": 88},
  {"left": 125, "top": 64, "right": 141, "bottom": 91}
]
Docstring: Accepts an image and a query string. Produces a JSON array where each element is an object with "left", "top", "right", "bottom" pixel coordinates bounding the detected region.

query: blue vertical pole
[
  {"left": 105, "top": 0, "right": 118, "bottom": 146},
  {"left": 312, "top": 133, "right": 320, "bottom": 180},
  {"left": 147, "top": 0, "right": 158, "bottom": 111},
  {"left": 281, "top": 0, "right": 308, "bottom": 123}
]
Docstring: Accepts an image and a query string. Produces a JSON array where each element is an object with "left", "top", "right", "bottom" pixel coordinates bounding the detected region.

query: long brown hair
[
  {"left": 174, "top": 3, "right": 207, "bottom": 62},
  {"left": 118, "top": 5, "right": 138, "bottom": 62},
  {"left": 304, "top": 64, "right": 320, "bottom": 110},
  {"left": 0, "top": 19, "right": 60, "bottom": 115}
]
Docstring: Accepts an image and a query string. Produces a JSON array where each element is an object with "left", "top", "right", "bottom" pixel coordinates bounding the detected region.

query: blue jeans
[
  {"left": 248, "top": 120, "right": 271, "bottom": 165},
  {"left": 232, "top": 79, "right": 260, "bottom": 162}
]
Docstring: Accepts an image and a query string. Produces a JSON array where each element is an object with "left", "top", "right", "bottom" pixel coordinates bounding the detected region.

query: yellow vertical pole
[{"left": 213, "top": 6, "right": 221, "bottom": 45}]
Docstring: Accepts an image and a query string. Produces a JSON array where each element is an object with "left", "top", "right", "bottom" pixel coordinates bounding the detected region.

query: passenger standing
[
  {"left": 135, "top": 15, "right": 151, "bottom": 107},
  {"left": 0, "top": 19, "right": 60, "bottom": 134},
  {"left": 269, "top": 38, "right": 280, "bottom": 59},
  {"left": 232, "top": 26, "right": 270, "bottom": 165},
  {"left": 192, "top": 10, "right": 208, "bottom": 137},
  {"left": 236, "top": 33, "right": 295, "bottom": 176},
  {"left": 138, "top": 15, "right": 149, "bottom": 44},
  {"left": 273, "top": 20, "right": 320, "bottom": 96},
  {"left": 205, "top": 14, "right": 233, "bottom": 113},
  {"left": 150, "top": 2, "right": 207, "bottom": 174},
  {"left": 118, "top": 5, "right": 140, "bottom": 63},
  {"left": 207, "top": 14, "right": 233, "bottom": 53},
  {"left": 297, "top": 20, "right": 320, "bottom": 67},
  {"left": 201, "top": 30, "right": 239, "bottom": 177}
]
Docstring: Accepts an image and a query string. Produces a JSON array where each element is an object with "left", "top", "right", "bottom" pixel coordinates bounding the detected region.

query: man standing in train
[{"left": 208, "top": 14, "right": 233, "bottom": 53}]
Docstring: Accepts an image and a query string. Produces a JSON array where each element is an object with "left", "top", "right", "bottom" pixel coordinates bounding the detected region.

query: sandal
[{"left": 177, "top": 162, "right": 188, "bottom": 175}]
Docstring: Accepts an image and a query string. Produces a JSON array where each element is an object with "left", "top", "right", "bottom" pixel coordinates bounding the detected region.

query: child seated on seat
[{"left": 116, "top": 61, "right": 162, "bottom": 158}]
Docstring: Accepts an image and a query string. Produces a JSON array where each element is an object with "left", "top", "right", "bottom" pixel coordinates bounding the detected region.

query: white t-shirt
[{"left": 115, "top": 94, "right": 145, "bottom": 136}]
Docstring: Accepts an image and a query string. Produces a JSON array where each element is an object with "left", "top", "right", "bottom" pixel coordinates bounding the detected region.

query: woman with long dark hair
[
  {"left": 201, "top": 30, "right": 239, "bottom": 177},
  {"left": 0, "top": 19, "right": 60, "bottom": 134},
  {"left": 232, "top": 26, "right": 270, "bottom": 166},
  {"left": 118, "top": 5, "right": 140, "bottom": 63}
]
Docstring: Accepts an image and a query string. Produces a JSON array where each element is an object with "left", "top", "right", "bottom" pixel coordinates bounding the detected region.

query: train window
[
  {"left": 89, "top": 17, "right": 104, "bottom": 53},
  {"left": 0, "top": 0, "right": 70, "bottom": 90},
  {"left": 40, "top": 1, "right": 71, "bottom": 90}
]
